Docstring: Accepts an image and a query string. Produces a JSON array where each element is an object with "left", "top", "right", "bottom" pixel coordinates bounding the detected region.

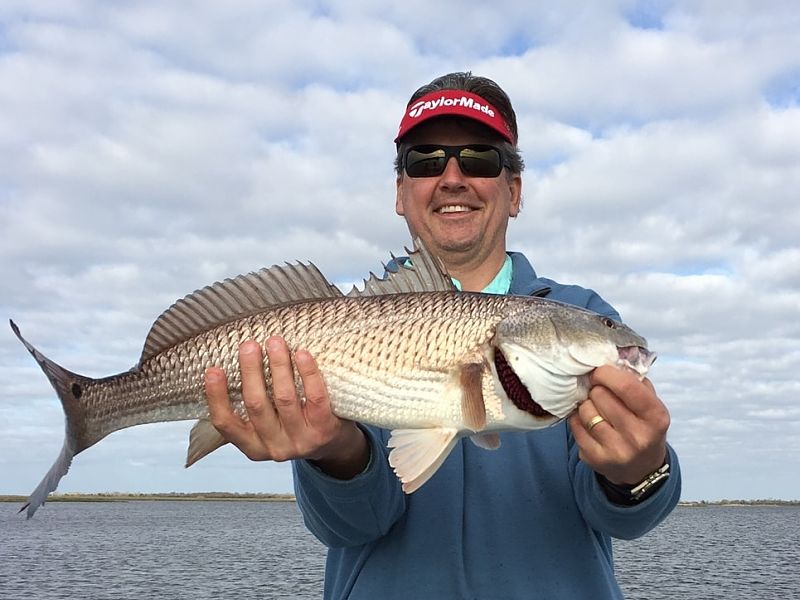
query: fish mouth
[
  {"left": 493, "top": 348, "right": 553, "bottom": 418},
  {"left": 617, "top": 346, "right": 657, "bottom": 378}
]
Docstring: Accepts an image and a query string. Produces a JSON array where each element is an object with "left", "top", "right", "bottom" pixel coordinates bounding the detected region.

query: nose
[{"left": 439, "top": 156, "right": 467, "bottom": 190}]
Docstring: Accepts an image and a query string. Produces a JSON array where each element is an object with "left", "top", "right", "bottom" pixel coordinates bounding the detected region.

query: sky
[{"left": 1, "top": 0, "right": 799, "bottom": 503}]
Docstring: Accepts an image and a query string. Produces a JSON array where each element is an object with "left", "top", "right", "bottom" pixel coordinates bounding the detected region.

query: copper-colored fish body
[{"left": 12, "top": 242, "right": 655, "bottom": 516}]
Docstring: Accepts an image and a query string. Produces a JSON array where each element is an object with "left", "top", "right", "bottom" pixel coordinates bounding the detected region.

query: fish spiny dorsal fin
[
  {"left": 140, "top": 262, "right": 343, "bottom": 362},
  {"left": 347, "top": 237, "right": 457, "bottom": 297}
]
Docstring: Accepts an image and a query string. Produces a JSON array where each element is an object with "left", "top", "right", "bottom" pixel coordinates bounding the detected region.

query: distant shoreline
[
  {"left": 0, "top": 492, "right": 296, "bottom": 503},
  {"left": 1, "top": 493, "right": 798, "bottom": 506},
  {"left": 678, "top": 500, "right": 800, "bottom": 507}
]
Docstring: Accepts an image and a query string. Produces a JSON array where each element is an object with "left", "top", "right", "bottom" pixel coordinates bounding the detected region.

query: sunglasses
[{"left": 403, "top": 144, "right": 505, "bottom": 178}]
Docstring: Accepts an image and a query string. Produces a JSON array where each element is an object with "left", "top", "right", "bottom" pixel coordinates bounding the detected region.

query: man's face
[{"left": 395, "top": 119, "right": 521, "bottom": 268}]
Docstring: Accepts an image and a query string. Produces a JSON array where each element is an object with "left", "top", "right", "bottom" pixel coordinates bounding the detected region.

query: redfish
[{"left": 12, "top": 242, "right": 654, "bottom": 517}]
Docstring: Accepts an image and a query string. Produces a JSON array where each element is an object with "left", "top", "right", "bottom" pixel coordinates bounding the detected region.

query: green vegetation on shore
[
  {"left": 0, "top": 492, "right": 296, "bottom": 503},
  {"left": 679, "top": 499, "right": 800, "bottom": 507}
]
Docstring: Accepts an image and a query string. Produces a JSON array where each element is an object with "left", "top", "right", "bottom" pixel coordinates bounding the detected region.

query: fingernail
[
  {"left": 241, "top": 341, "right": 260, "bottom": 355},
  {"left": 266, "top": 337, "right": 284, "bottom": 352},
  {"left": 204, "top": 369, "right": 222, "bottom": 383}
]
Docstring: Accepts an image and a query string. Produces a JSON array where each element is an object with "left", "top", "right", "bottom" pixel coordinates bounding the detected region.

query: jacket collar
[
  {"left": 388, "top": 250, "right": 551, "bottom": 298},
  {"left": 508, "top": 251, "right": 551, "bottom": 297}
]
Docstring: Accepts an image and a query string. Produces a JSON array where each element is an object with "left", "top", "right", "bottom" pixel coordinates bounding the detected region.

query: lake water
[{"left": 1, "top": 502, "right": 798, "bottom": 599}]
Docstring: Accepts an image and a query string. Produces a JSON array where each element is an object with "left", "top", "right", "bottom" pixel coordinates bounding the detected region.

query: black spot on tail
[
  {"left": 494, "top": 349, "right": 552, "bottom": 418},
  {"left": 10, "top": 319, "right": 93, "bottom": 517}
]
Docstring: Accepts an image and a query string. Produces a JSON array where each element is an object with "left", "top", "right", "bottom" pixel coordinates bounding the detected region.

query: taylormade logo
[{"left": 407, "top": 95, "right": 495, "bottom": 119}]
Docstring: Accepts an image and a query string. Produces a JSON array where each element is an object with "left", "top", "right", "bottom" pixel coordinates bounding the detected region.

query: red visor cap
[{"left": 395, "top": 90, "right": 514, "bottom": 144}]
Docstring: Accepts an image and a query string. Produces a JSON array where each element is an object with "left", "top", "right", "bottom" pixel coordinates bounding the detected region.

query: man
[{"left": 205, "top": 72, "right": 681, "bottom": 599}]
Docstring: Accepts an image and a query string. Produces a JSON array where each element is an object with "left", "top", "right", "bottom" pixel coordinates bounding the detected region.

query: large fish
[{"left": 11, "top": 242, "right": 655, "bottom": 518}]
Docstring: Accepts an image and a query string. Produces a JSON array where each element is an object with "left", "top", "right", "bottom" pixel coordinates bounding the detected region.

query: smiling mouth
[{"left": 436, "top": 205, "right": 475, "bottom": 214}]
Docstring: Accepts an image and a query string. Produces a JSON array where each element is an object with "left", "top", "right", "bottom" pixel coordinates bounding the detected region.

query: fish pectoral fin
[
  {"left": 459, "top": 361, "right": 487, "bottom": 432},
  {"left": 387, "top": 428, "right": 459, "bottom": 494},
  {"left": 185, "top": 419, "right": 229, "bottom": 467},
  {"left": 470, "top": 432, "right": 501, "bottom": 450}
]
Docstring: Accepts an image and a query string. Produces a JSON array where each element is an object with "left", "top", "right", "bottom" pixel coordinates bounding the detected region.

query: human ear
[
  {"left": 395, "top": 176, "right": 406, "bottom": 216},
  {"left": 508, "top": 173, "right": 522, "bottom": 217}
]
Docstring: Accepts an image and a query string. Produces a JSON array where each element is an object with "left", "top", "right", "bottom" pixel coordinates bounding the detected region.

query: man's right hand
[{"left": 204, "top": 336, "right": 369, "bottom": 479}]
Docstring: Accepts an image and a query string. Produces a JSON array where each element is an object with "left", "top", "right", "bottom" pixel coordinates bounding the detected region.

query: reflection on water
[
  {"left": 2, "top": 503, "right": 798, "bottom": 599},
  {"left": 616, "top": 505, "right": 800, "bottom": 600},
  {"left": 1, "top": 501, "right": 325, "bottom": 600}
]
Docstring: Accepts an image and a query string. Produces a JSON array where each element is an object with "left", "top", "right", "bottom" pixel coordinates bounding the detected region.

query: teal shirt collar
[{"left": 451, "top": 254, "right": 513, "bottom": 295}]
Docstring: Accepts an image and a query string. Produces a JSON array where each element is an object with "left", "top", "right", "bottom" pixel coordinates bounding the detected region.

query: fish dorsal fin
[
  {"left": 140, "top": 262, "right": 343, "bottom": 362},
  {"left": 347, "top": 237, "right": 457, "bottom": 297}
]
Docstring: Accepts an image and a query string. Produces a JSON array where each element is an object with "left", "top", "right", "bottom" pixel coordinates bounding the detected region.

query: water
[
  {"left": 0, "top": 501, "right": 325, "bottom": 599},
  {"left": 615, "top": 505, "right": 800, "bottom": 599},
  {"left": 1, "top": 502, "right": 798, "bottom": 599}
]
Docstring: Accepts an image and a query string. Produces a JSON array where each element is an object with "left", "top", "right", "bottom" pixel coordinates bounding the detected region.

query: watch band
[
  {"left": 598, "top": 461, "right": 670, "bottom": 505},
  {"left": 630, "top": 463, "right": 670, "bottom": 501}
]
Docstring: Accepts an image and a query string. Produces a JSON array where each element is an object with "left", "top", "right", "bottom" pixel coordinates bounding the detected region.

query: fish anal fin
[
  {"left": 470, "top": 432, "right": 501, "bottom": 450},
  {"left": 387, "top": 428, "right": 459, "bottom": 494},
  {"left": 185, "top": 418, "right": 229, "bottom": 467},
  {"left": 459, "top": 361, "right": 486, "bottom": 432}
]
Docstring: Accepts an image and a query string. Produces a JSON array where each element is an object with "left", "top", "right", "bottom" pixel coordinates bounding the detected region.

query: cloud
[{"left": 1, "top": 1, "right": 799, "bottom": 502}]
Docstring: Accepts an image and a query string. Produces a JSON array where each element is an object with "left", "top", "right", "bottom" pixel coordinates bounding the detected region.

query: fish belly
[{"left": 324, "top": 365, "right": 464, "bottom": 430}]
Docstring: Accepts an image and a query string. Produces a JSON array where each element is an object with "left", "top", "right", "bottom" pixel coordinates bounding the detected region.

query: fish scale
[
  {"left": 72, "top": 293, "right": 502, "bottom": 447},
  {"left": 11, "top": 241, "right": 655, "bottom": 517}
]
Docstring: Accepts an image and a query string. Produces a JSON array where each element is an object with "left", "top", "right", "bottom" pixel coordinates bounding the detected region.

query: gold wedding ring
[{"left": 586, "top": 415, "right": 606, "bottom": 431}]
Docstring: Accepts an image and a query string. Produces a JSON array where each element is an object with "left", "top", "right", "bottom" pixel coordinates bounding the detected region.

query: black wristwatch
[{"left": 597, "top": 460, "right": 670, "bottom": 506}]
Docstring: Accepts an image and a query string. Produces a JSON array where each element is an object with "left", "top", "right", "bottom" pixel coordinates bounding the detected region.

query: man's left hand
[{"left": 568, "top": 365, "right": 670, "bottom": 486}]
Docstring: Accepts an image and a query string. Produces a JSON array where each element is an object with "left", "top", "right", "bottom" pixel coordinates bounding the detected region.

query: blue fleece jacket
[{"left": 292, "top": 251, "right": 681, "bottom": 599}]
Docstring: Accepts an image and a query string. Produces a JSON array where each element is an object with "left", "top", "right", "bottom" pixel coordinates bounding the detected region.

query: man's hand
[
  {"left": 569, "top": 365, "right": 670, "bottom": 486},
  {"left": 204, "top": 336, "right": 369, "bottom": 479}
]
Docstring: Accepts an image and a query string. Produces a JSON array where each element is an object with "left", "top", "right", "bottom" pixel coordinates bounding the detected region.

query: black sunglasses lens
[
  {"left": 459, "top": 147, "right": 502, "bottom": 177},
  {"left": 405, "top": 147, "right": 447, "bottom": 178},
  {"left": 404, "top": 145, "right": 503, "bottom": 178}
]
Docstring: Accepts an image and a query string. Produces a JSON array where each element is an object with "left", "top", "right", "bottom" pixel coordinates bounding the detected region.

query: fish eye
[{"left": 602, "top": 317, "right": 616, "bottom": 329}]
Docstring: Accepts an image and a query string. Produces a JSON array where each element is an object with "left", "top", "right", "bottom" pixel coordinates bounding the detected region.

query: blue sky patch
[
  {"left": 623, "top": 0, "right": 671, "bottom": 31},
  {"left": 763, "top": 68, "right": 800, "bottom": 107}
]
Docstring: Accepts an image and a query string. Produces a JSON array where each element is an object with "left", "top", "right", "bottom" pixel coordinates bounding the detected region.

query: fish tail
[{"left": 10, "top": 320, "right": 94, "bottom": 518}]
